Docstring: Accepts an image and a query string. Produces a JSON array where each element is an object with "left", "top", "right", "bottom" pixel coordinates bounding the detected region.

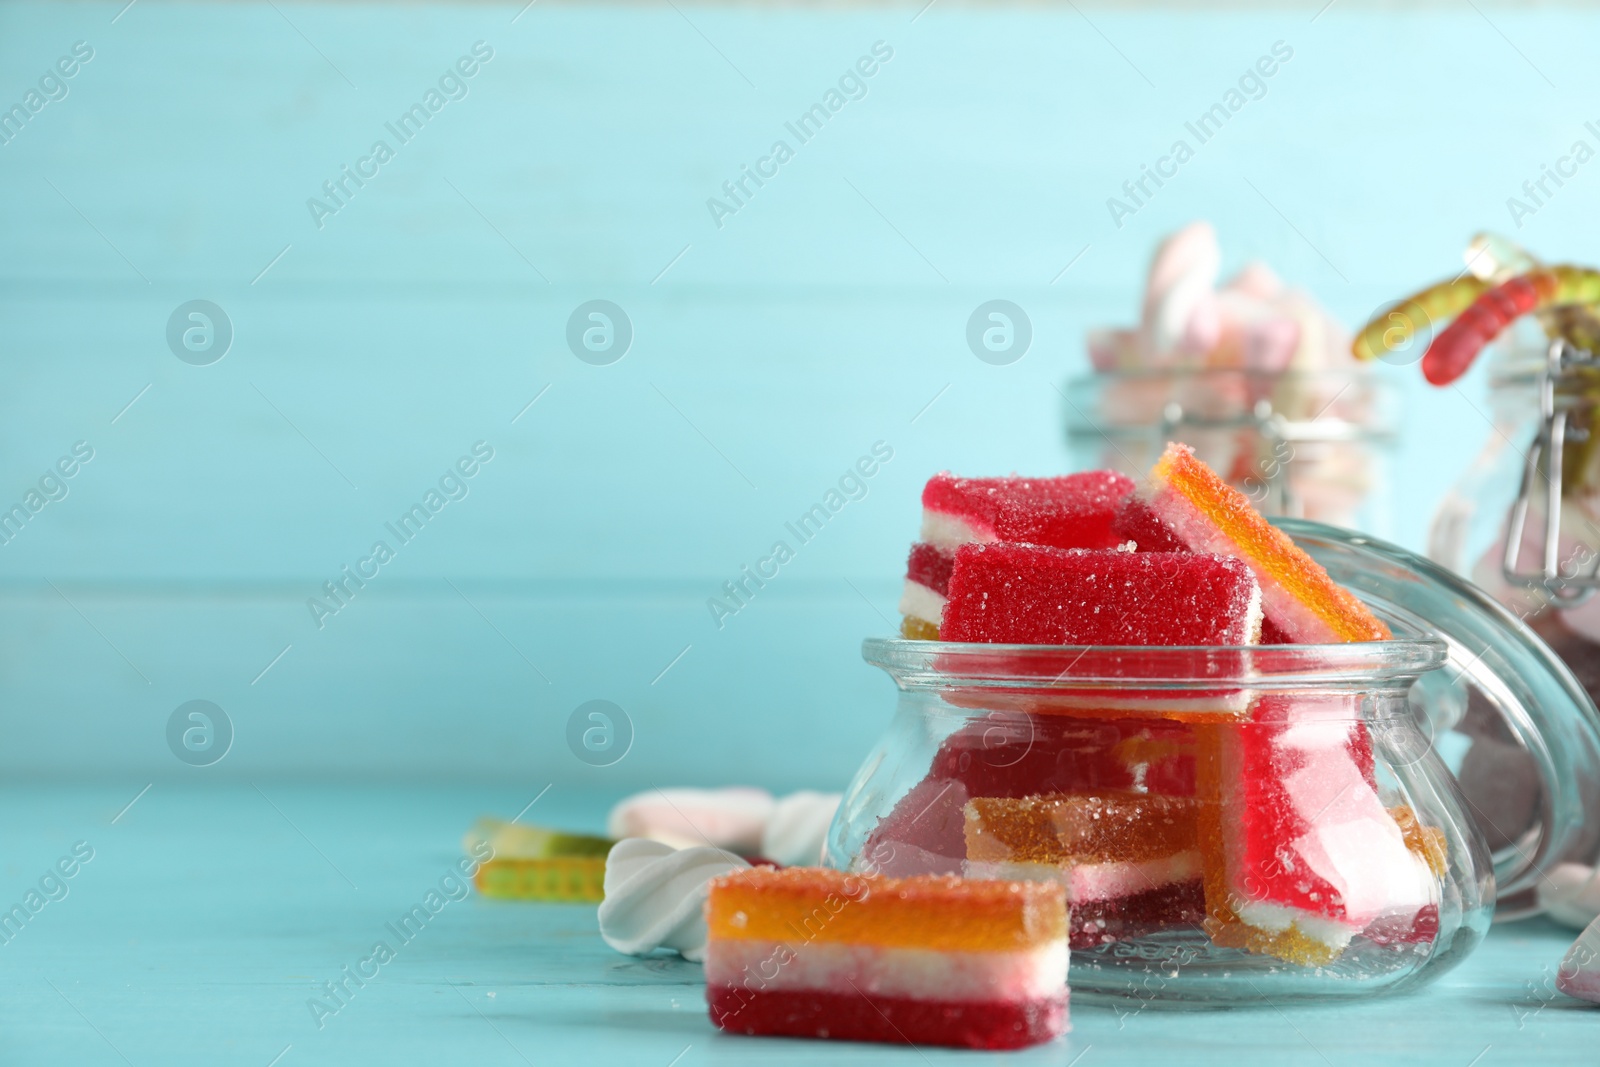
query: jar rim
[{"left": 862, "top": 636, "right": 1447, "bottom": 693}]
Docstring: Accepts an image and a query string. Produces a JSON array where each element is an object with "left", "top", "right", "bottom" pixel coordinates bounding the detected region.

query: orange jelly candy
[
  {"left": 1145, "top": 442, "right": 1391, "bottom": 643},
  {"left": 706, "top": 866, "right": 1065, "bottom": 953}
]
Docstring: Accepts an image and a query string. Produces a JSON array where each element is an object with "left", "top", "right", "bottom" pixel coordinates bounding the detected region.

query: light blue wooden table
[{"left": 1, "top": 782, "right": 1590, "bottom": 1066}]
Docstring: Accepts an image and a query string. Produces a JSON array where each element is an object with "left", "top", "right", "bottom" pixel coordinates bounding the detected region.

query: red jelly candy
[
  {"left": 1110, "top": 495, "right": 1190, "bottom": 553},
  {"left": 921, "top": 471, "right": 1134, "bottom": 550},
  {"left": 905, "top": 541, "right": 956, "bottom": 597},
  {"left": 941, "top": 544, "right": 1262, "bottom": 646}
]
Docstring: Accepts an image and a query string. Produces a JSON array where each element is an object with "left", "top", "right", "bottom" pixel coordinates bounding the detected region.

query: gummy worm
[
  {"left": 1352, "top": 277, "right": 1489, "bottom": 363},
  {"left": 1422, "top": 266, "right": 1600, "bottom": 385}
]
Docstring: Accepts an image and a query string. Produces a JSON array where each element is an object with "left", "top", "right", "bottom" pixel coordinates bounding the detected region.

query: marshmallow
[
  {"left": 597, "top": 839, "right": 749, "bottom": 962},
  {"left": 606, "top": 787, "right": 774, "bottom": 853}
]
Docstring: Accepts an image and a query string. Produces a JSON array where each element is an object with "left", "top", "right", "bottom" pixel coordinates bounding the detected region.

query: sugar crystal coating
[
  {"left": 1111, "top": 495, "right": 1190, "bottom": 553},
  {"left": 704, "top": 867, "right": 1069, "bottom": 1049},
  {"left": 1195, "top": 695, "right": 1440, "bottom": 965},
  {"left": 899, "top": 541, "right": 956, "bottom": 636},
  {"left": 941, "top": 543, "right": 1262, "bottom": 646},
  {"left": 964, "top": 793, "right": 1206, "bottom": 948},
  {"left": 1145, "top": 443, "right": 1391, "bottom": 643},
  {"left": 921, "top": 471, "right": 1134, "bottom": 550}
]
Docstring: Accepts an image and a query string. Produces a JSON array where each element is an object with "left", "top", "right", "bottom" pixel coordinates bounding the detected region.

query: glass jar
[
  {"left": 826, "top": 637, "right": 1492, "bottom": 1003},
  {"left": 1065, "top": 368, "right": 1399, "bottom": 537},
  {"left": 1431, "top": 334, "right": 1600, "bottom": 699},
  {"left": 1427, "top": 333, "right": 1600, "bottom": 910},
  {"left": 827, "top": 518, "right": 1600, "bottom": 999}
]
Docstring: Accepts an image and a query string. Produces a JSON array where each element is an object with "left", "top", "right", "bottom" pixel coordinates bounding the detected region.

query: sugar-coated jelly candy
[
  {"left": 705, "top": 867, "right": 1069, "bottom": 1049},
  {"left": 921, "top": 471, "right": 1134, "bottom": 550},
  {"left": 1196, "top": 696, "right": 1439, "bottom": 966},
  {"left": 899, "top": 541, "right": 955, "bottom": 637},
  {"left": 1111, "top": 494, "right": 1190, "bottom": 553},
  {"left": 1144, "top": 443, "right": 1392, "bottom": 643},
  {"left": 964, "top": 793, "right": 1206, "bottom": 948},
  {"left": 941, "top": 543, "right": 1262, "bottom": 646}
]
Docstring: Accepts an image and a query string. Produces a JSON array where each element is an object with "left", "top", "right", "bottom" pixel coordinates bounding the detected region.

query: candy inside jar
[{"left": 828, "top": 638, "right": 1495, "bottom": 1003}]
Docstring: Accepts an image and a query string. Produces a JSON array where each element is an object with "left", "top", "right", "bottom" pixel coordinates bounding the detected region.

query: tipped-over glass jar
[{"left": 827, "top": 637, "right": 1494, "bottom": 1004}]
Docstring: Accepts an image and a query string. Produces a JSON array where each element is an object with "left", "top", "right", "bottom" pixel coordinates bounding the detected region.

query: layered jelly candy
[{"left": 705, "top": 867, "right": 1069, "bottom": 1049}]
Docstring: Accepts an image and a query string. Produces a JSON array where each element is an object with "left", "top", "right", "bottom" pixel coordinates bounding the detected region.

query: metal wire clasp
[{"left": 1502, "top": 339, "right": 1600, "bottom": 604}]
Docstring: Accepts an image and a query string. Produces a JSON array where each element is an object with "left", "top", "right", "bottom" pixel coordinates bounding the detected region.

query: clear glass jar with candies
[
  {"left": 829, "top": 518, "right": 1600, "bottom": 1000},
  {"left": 828, "top": 634, "right": 1493, "bottom": 1002}
]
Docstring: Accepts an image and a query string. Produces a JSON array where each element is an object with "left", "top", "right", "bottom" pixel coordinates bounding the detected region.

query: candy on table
[
  {"left": 606, "top": 787, "right": 774, "bottom": 853},
  {"left": 1144, "top": 442, "right": 1393, "bottom": 643},
  {"left": 1557, "top": 913, "right": 1600, "bottom": 1004},
  {"left": 759, "top": 791, "right": 842, "bottom": 867},
  {"left": 964, "top": 793, "right": 1205, "bottom": 948},
  {"left": 704, "top": 866, "right": 1069, "bottom": 1049},
  {"left": 596, "top": 838, "right": 750, "bottom": 962},
  {"left": 919, "top": 471, "right": 1134, "bottom": 551},
  {"left": 898, "top": 541, "right": 955, "bottom": 639},
  {"left": 940, "top": 543, "right": 1262, "bottom": 646},
  {"left": 1540, "top": 863, "right": 1600, "bottom": 930},
  {"left": 462, "top": 817, "right": 613, "bottom": 861},
  {"left": 463, "top": 819, "right": 615, "bottom": 902},
  {"left": 1195, "top": 695, "right": 1440, "bottom": 966},
  {"left": 476, "top": 856, "right": 608, "bottom": 902}
]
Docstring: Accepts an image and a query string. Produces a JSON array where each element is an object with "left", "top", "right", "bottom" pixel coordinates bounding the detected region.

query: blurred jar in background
[
  {"left": 1066, "top": 221, "right": 1398, "bottom": 536},
  {"left": 1431, "top": 324, "right": 1600, "bottom": 704}
]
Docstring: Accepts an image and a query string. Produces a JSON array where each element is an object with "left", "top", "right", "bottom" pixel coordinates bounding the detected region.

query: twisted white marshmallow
[
  {"left": 760, "top": 791, "right": 841, "bottom": 867},
  {"left": 597, "top": 838, "right": 748, "bottom": 963}
]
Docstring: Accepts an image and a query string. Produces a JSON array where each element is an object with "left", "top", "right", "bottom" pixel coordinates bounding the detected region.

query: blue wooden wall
[{"left": 2, "top": 1, "right": 1596, "bottom": 787}]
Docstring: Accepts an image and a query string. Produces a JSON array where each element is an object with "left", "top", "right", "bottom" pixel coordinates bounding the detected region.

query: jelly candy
[
  {"left": 1144, "top": 442, "right": 1392, "bottom": 642},
  {"left": 1196, "top": 696, "right": 1439, "bottom": 966},
  {"left": 1422, "top": 266, "right": 1600, "bottom": 385},
  {"left": 941, "top": 542, "right": 1262, "bottom": 646},
  {"left": 921, "top": 471, "right": 1133, "bottom": 550},
  {"left": 1352, "top": 276, "right": 1488, "bottom": 364},
  {"left": 1111, "top": 494, "right": 1190, "bottom": 553},
  {"left": 899, "top": 541, "right": 955, "bottom": 637},
  {"left": 705, "top": 867, "right": 1069, "bottom": 1049},
  {"left": 964, "top": 793, "right": 1206, "bottom": 948}
]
